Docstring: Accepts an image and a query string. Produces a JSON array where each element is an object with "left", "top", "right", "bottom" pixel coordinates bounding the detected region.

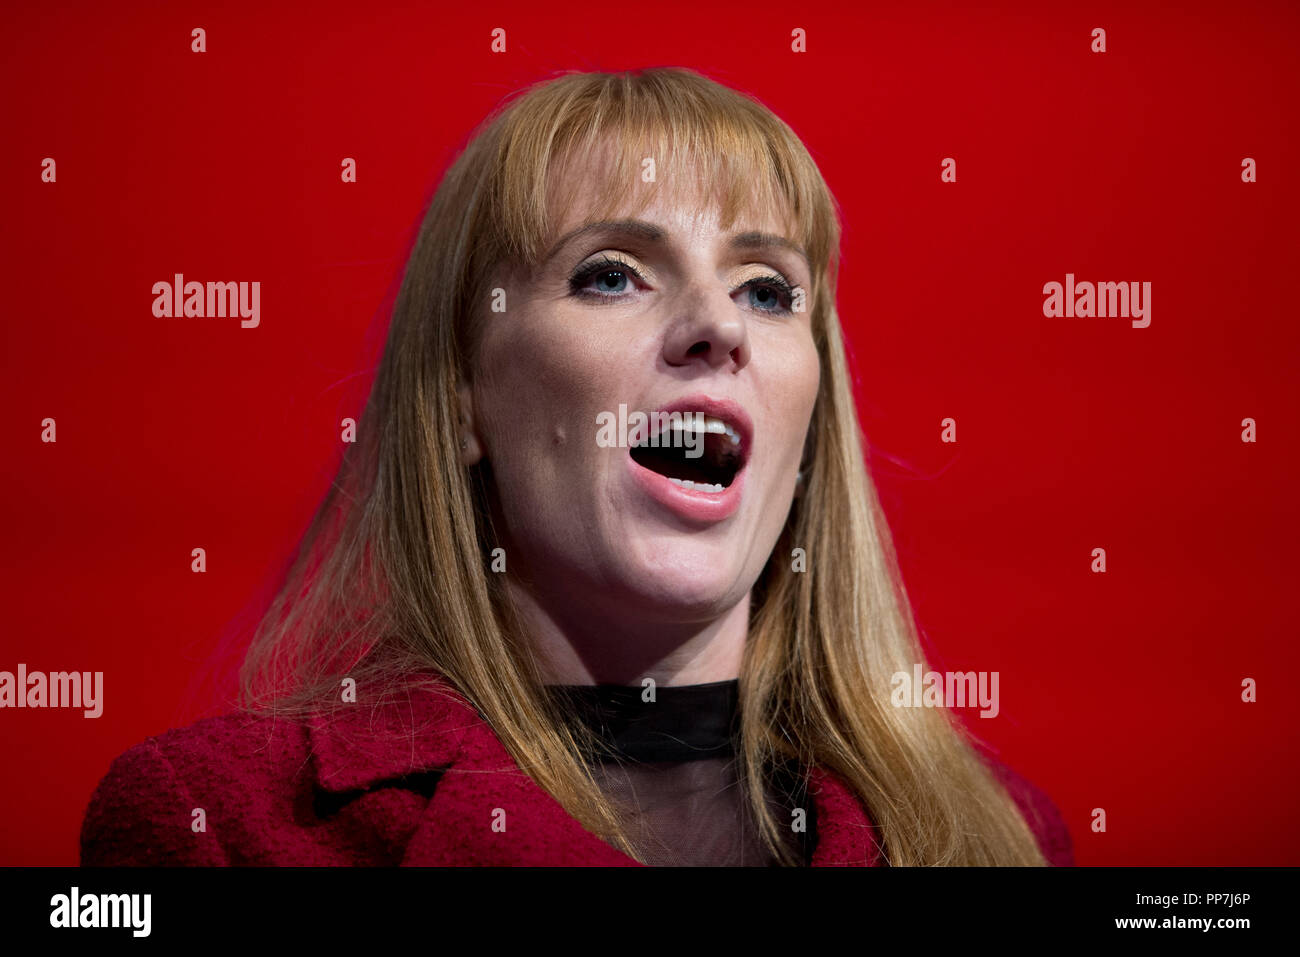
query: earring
[{"left": 460, "top": 437, "right": 468, "bottom": 450}]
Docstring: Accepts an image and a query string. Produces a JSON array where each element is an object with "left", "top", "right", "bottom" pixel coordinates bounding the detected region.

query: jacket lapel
[
  {"left": 399, "top": 706, "right": 641, "bottom": 866},
  {"left": 306, "top": 675, "right": 472, "bottom": 792},
  {"left": 307, "top": 672, "right": 880, "bottom": 866}
]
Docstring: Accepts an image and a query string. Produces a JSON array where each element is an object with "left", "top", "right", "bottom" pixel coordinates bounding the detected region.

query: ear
[{"left": 456, "top": 381, "right": 485, "bottom": 466}]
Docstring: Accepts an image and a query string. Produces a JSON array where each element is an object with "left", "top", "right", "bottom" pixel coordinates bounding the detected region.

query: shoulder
[
  {"left": 984, "top": 757, "right": 1075, "bottom": 866},
  {"left": 80, "top": 675, "right": 478, "bottom": 866},
  {"left": 79, "top": 712, "right": 309, "bottom": 866}
]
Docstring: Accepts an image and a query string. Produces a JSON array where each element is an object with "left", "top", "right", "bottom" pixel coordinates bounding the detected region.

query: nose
[{"left": 661, "top": 278, "right": 751, "bottom": 372}]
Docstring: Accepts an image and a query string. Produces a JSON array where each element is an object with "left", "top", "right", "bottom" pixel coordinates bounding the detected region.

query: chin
[{"left": 613, "top": 537, "right": 755, "bottom": 616}]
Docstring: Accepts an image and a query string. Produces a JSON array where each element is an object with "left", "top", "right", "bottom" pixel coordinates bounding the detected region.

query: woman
[{"left": 81, "top": 67, "right": 1072, "bottom": 867}]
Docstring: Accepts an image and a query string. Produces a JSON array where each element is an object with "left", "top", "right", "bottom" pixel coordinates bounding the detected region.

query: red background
[{"left": 2, "top": 0, "right": 1296, "bottom": 865}]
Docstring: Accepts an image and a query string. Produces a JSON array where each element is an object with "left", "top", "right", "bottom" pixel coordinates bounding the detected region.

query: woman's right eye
[{"left": 568, "top": 255, "right": 644, "bottom": 299}]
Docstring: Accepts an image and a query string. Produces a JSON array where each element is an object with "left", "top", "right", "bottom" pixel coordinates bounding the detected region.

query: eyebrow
[
  {"left": 542, "top": 218, "right": 809, "bottom": 266},
  {"left": 728, "top": 230, "right": 809, "bottom": 264}
]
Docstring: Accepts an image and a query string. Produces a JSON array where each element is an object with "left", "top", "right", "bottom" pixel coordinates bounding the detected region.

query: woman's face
[{"left": 467, "top": 154, "right": 820, "bottom": 641}]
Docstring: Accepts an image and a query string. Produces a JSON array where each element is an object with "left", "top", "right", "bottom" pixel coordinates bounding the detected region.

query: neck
[{"left": 505, "top": 577, "right": 750, "bottom": 686}]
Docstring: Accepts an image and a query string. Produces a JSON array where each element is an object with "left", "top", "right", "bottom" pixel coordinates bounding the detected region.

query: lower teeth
[{"left": 668, "top": 477, "right": 725, "bottom": 493}]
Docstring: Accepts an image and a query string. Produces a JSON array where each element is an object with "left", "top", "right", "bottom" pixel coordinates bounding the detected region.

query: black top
[{"left": 544, "top": 678, "right": 816, "bottom": 866}]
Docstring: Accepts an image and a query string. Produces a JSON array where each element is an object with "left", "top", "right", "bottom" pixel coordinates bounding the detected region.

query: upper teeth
[{"left": 664, "top": 414, "right": 741, "bottom": 446}]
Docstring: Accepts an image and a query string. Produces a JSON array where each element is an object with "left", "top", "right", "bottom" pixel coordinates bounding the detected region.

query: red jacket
[{"left": 80, "top": 671, "right": 1073, "bottom": 866}]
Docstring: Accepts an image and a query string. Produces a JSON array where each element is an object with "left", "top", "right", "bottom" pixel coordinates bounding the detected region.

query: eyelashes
[
  {"left": 568, "top": 255, "right": 642, "bottom": 298},
  {"left": 567, "top": 253, "right": 799, "bottom": 315}
]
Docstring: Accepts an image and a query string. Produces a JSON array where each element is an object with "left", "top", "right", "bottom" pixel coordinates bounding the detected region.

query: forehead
[{"left": 542, "top": 140, "right": 801, "bottom": 254}]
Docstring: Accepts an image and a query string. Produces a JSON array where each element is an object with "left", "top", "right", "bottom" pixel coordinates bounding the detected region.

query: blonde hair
[{"left": 239, "top": 67, "right": 1048, "bottom": 866}]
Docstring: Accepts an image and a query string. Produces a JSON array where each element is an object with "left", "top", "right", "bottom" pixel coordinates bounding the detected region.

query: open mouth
[{"left": 628, "top": 414, "right": 748, "bottom": 493}]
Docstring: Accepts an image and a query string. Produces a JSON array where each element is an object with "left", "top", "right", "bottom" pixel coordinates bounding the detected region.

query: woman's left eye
[{"left": 737, "top": 276, "right": 796, "bottom": 315}]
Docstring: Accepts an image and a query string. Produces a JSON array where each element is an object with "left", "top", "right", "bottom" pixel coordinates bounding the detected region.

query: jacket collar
[
  {"left": 306, "top": 672, "right": 475, "bottom": 792},
  {"left": 307, "top": 670, "right": 880, "bottom": 866}
]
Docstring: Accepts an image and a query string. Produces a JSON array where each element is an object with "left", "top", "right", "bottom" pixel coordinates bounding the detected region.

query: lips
[{"left": 625, "top": 396, "right": 752, "bottom": 523}]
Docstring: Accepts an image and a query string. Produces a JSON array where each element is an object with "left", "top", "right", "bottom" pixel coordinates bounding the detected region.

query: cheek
[
  {"left": 797, "top": 338, "right": 821, "bottom": 418},
  {"left": 473, "top": 314, "right": 626, "bottom": 492},
  {"left": 769, "top": 335, "right": 821, "bottom": 461},
  {"left": 477, "top": 324, "right": 575, "bottom": 439}
]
